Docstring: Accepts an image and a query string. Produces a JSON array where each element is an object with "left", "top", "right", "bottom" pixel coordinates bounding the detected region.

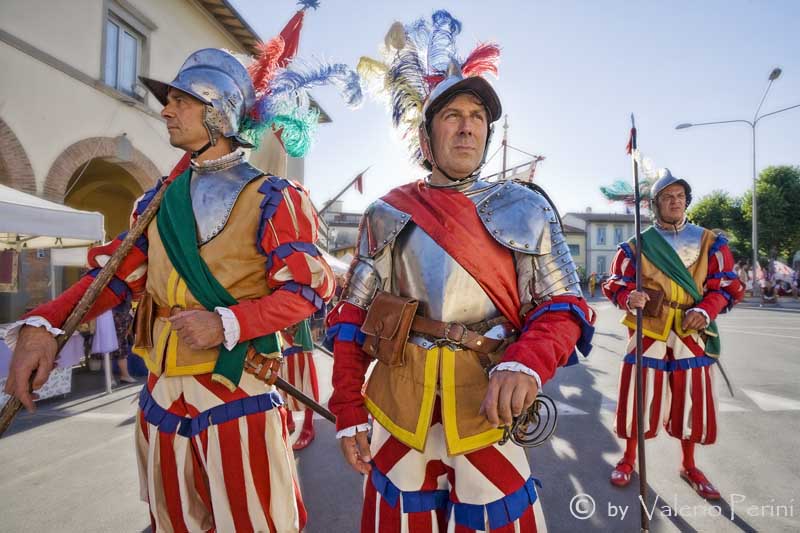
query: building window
[
  {"left": 104, "top": 16, "right": 142, "bottom": 96},
  {"left": 597, "top": 226, "right": 607, "bottom": 245},
  {"left": 614, "top": 226, "right": 624, "bottom": 245},
  {"left": 597, "top": 256, "right": 607, "bottom": 274},
  {"left": 568, "top": 244, "right": 580, "bottom": 256}
]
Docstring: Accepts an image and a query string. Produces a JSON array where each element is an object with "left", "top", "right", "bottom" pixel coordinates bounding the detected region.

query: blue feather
[
  {"left": 270, "top": 61, "right": 363, "bottom": 107},
  {"left": 427, "top": 10, "right": 461, "bottom": 72},
  {"left": 297, "top": 0, "right": 320, "bottom": 10}
]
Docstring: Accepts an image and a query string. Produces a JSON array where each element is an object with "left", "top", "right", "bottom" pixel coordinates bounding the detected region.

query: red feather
[
  {"left": 461, "top": 42, "right": 500, "bottom": 78},
  {"left": 249, "top": 36, "right": 286, "bottom": 94}
]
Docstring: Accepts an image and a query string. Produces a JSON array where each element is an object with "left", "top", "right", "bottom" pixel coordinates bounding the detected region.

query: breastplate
[
  {"left": 655, "top": 223, "right": 704, "bottom": 267},
  {"left": 392, "top": 223, "right": 500, "bottom": 323},
  {"left": 190, "top": 160, "right": 262, "bottom": 244}
]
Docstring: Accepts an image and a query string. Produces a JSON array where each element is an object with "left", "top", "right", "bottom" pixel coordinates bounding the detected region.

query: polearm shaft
[
  {"left": 630, "top": 114, "right": 649, "bottom": 532},
  {"left": 0, "top": 173, "right": 171, "bottom": 437},
  {"left": 274, "top": 376, "right": 335, "bottom": 423}
]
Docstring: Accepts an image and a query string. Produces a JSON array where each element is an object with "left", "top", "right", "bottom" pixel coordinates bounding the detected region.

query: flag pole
[
  {"left": 318, "top": 167, "right": 370, "bottom": 216},
  {"left": 629, "top": 114, "right": 649, "bottom": 532}
]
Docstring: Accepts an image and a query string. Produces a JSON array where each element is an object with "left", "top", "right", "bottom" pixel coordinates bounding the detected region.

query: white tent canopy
[{"left": 0, "top": 183, "right": 105, "bottom": 250}]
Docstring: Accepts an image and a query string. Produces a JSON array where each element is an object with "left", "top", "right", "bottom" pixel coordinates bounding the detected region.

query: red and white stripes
[
  {"left": 615, "top": 331, "right": 719, "bottom": 444},
  {"left": 362, "top": 404, "right": 539, "bottom": 532},
  {"left": 136, "top": 372, "right": 305, "bottom": 532}
]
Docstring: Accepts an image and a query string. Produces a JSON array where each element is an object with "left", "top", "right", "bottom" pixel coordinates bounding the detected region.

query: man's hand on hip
[
  {"left": 339, "top": 430, "right": 372, "bottom": 475},
  {"left": 4, "top": 325, "right": 58, "bottom": 412},
  {"left": 480, "top": 370, "right": 539, "bottom": 427},
  {"left": 170, "top": 310, "right": 224, "bottom": 350}
]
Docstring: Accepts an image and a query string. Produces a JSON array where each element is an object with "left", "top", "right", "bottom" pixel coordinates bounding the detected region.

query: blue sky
[{"left": 232, "top": 0, "right": 800, "bottom": 215}]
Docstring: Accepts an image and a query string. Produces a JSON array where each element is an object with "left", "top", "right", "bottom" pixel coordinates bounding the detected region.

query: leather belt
[
  {"left": 664, "top": 300, "right": 693, "bottom": 310},
  {"left": 410, "top": 316, "right": 503, "bottom": 355},
  {"left": 155, "top": 305, "right": 204, "bottom": 319}
]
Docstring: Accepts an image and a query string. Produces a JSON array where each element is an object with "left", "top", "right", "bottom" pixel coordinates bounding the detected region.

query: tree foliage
[{"left": 689, "top": 165, "right": 800, "bottom": 261}]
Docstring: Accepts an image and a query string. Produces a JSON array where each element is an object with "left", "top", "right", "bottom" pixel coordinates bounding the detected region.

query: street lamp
[{"left": 676, "top": 67, "right": 800, "bottom": 297}]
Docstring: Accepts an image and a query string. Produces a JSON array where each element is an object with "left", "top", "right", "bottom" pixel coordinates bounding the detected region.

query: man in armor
[
  {"left": 327, "top": 19, "right": 595, "bottom": 531},
  {"left": 602, "top": 169, "right": 744, "bottom": 500},
  {"left": 4, "top": 48, "right": 334, "bottom": 531}
]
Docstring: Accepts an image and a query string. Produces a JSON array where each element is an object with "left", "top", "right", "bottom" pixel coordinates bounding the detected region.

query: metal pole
[
  {"left": 103, "top": 352, "right": 113, "bottom": 394},
  {"left": 501, "top": 115, "right": 508, "bottom": 179},
  {"left": 751, "top": 124, "right": 759, "bottom": 297},
  {"left": 629, "top": 115, "right": 649, "bottom": 533}
]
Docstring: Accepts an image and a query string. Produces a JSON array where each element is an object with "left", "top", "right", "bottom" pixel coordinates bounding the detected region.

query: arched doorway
[
  {"left": 0, "top": 118, "right": 36, "bottom": 194},
  {"left": 44, "top": 136, "right": 158, "bottom": 291},
  {"left": 64, "top": 159, "right": 144, "bottom": 240}
]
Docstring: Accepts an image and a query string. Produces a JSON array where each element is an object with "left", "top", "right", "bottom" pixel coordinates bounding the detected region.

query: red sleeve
[
  {"left": 326, "top": 302, "right": 372, "bottom": 431},
  {"left": 229, "top": 177, "right": 335, "bottom": 342},
  {"left": 695, "top": 236, "right": 745, "bottom": 321},
  {"left": 24, "top": 217, "right": 151, "bottom": 327},
  {"left": 602, "top": 244, "right": 636, "bottom": 310},
  {"left": 501, "top": 295, "right": 595, "bottom": 386}
]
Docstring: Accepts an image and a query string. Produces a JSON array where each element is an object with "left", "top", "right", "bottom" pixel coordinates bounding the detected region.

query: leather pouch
[
  {"left": 132, "top": 292, "right": 155, "bottom": 350},
  {"left": 642, "top": 287, "right": 664, "bottom": 318},
  {"left": 361, "top": 291, "right": 419, "bottom": 367}
]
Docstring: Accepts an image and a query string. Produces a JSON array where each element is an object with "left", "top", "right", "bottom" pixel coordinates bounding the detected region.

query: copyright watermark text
[{"left": 568, "top": 492, "right": 795, "bottom": 521}]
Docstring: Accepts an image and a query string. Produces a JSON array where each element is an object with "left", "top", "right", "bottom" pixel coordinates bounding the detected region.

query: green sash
[
  {"left": 156, "top": 169, "right": 280, "bottom": 390},
  {"left": 295, "top": 319, "right": 314, "bottom": 352},
  {"left": 638, "top": 226, "right": 721, "bottom": 356}
]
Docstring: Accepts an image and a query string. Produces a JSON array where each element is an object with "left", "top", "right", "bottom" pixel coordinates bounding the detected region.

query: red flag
[
  {"left": 626, "top": 127, "right": 636, "bottom": 155},
  {"left": 354, "top": 172, "right": 364, "bottom": 194}
]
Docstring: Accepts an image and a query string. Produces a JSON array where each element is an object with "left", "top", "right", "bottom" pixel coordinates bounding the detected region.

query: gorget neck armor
[
  {"left": 653, "top": 217, "right": 704, "bottom": 268},
  {"left": 190, "top": 150, "right": 263, "bottom": 244}
]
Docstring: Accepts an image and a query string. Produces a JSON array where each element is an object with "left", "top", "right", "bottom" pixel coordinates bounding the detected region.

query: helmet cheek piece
[{"left": 202, "top": 105, "right": 225, "bottom": 147}]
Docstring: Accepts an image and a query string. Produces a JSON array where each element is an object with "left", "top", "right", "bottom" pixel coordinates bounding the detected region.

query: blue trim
[
  {"left": 118, "top": 231, "right": 149, "bottom": 255},
  {"left": 88, "top": 268, "right": 130, "bottom": 300},
  {"left": 623, "top": 354, "right": 717, "bottom": 371},
  {"left": 324, "top": 323, "right": 366, "bottom": 350},
  {"left": 256, "top": 177, "right": 293, "bottom": 255},
  {"left": 282, "top": 346, "right": 303, "bottom": 357},
  {"left": 133, "top": 181, "right": 163, "bottom": 217},
  {"left": 619, "top": 242, "right": 635, "bottom": 262},
  {"left": 265, "top": 241, "right": 320, "bottom": 272},
  {"left": 708, "top": 233, "right": 728, "bottom": 258},
  {"left": 280, "top": 282, "right": 324, "bottom": 311},
  {"left": 138, "top": 386, "right": 283, "bottom": 438},
  {"left": 522, "top": 301, "right": 595, "bottom": 363},
  {"left": 709, "top": 271, "right": 737, "bottom": 280},
  {"left": 710, "top": 289, "right": 733, "bottom": 303},
  {"left": 370, "top": 466, "right": 541, "bottom": 530}
]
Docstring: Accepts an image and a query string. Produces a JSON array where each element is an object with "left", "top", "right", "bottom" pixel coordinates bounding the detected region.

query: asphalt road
[{"left": 1, "top": 297, "right": 798, "bottom": 532}]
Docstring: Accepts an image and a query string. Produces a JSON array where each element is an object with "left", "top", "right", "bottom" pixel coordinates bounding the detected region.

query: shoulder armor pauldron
[
  {"left": 358, "top": 199, "right": 412, "bottom": 258},
  {"left": 475, "top": 180, "right": 555, "bottom": 255},
  {"left": 191, "top": 160, "right": 263, "bottom": 244}
]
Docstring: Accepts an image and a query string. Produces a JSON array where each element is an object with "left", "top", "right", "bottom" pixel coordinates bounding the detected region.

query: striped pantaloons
[
  {"left": 135, "top": 372, "right": 305, "bottom": 532},
  {"left": 615, "top": 330, "right": 719, "bottom": 444},
  {"left": 362, "top": 402, "right": 540, "bottom": 533}
]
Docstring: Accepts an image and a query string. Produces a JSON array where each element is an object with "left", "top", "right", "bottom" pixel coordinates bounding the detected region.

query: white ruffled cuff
[
  {"left": 489, "top": 362, "right": 543, "bottom": 391},
  {"left": 687, "top": 307, "right": 711, "bottom": 328},
  {"left": 335, "top": 423, "right": 371, "bottom": 439},
  {"left": 214, "top": 307, "right": 241, "bottom": 350},
  {"left": 3, "top": 316, "right": 64, "bottom": 351}
]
